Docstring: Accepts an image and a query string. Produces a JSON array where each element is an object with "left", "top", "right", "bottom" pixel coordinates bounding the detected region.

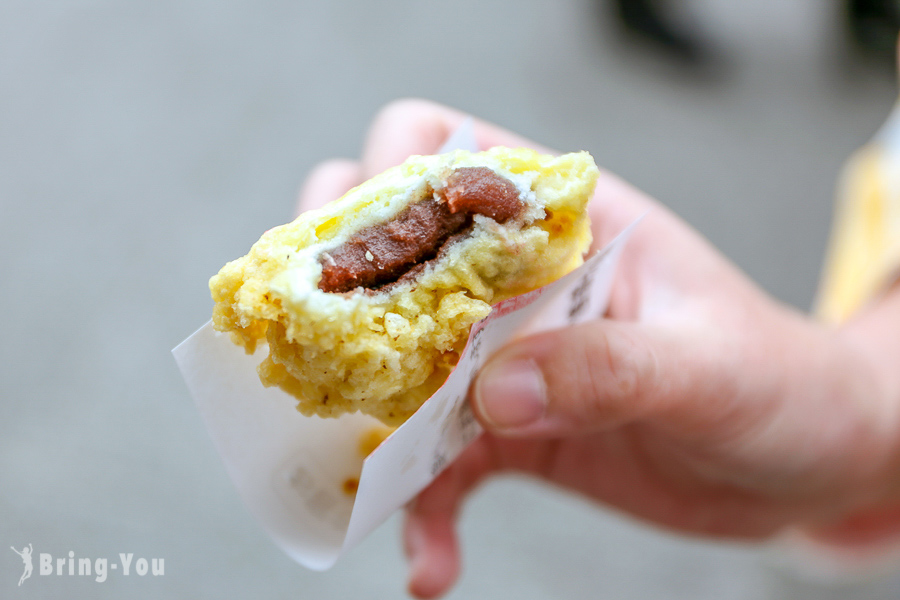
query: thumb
[{"left": 471, "top": 319, "right": 741, "bottom": 437}]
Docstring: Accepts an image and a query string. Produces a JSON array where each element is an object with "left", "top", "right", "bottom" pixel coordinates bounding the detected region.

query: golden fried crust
[{"left": 210, "top": 147, "right": 599, "bottom": 425}]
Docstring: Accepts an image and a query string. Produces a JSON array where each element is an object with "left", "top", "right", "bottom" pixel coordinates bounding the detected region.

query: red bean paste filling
[{"left": 318, "top": 167, "right": 524, "bottom": 293}]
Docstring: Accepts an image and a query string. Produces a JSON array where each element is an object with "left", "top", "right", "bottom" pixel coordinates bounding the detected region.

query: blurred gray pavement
[{"left": 3, "top": 1, "right": 900, "bottom": 598}]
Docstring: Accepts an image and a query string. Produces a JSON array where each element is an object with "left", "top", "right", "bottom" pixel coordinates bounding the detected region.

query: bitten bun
[{"left": 210, "top": 147, "right": 599, "bottom": 425}]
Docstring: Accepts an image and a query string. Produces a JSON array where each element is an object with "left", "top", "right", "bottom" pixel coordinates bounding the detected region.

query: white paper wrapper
[{"left": 173, "top": 123, "right": 640, "bottom": 570}]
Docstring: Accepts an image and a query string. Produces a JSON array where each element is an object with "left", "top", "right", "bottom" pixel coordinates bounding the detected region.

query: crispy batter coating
[{"left": 210, "top": 148, "right": 599, "bottom": 425}]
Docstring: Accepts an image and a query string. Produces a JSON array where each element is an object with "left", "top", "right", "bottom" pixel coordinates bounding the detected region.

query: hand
[{"left": 296, "top": 99, "right": 900, "bottom": 598}]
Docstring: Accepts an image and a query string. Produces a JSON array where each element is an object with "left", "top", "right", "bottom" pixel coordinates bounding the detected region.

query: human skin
[{"left": 295, "top": 99, "right": 900, "bottom": 598}]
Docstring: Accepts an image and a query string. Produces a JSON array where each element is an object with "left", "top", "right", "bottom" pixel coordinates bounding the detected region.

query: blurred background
[{"left": 3, "top": 0, "right": 900, "bottom": 598}]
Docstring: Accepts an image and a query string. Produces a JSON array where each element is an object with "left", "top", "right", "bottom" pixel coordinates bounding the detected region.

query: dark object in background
[
  {"left": 847, "top": 0, "right": 900, "bottom": 65},
  {"left": 610, "top": 0, "right": 899, "bottom": 71},
  {"left": 611, "top": 0, "right": 710, "bottom": 66}
]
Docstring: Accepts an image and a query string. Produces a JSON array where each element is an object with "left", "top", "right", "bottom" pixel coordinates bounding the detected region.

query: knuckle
[
  {"left": 577, "top": 325, "right": 654, "bottom": 424},
  {"left": 372, "top": 98, "right": 437, "bottom": 129}
]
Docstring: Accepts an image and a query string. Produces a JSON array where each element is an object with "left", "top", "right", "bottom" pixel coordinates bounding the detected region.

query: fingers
[
  {"left": 471, "top": 319, "right": 739, "bottom": 438},
  {"left": 403, "top": 437, "right": 499, "bottom": 598},
  {"left": 294, "top": 158, "right": 362, "bottom": 215},
  {"left": 403, "top": 475, "right": 462, "bottom": 599},
  {"left": 360, "top": 98, "right": 553, "bottom": 178},
  {"left": 587, "top": 167, "right": 660, "bottom": 251},
  {"left": 587, "top": 170, "right": 732, "bottom": 281}
]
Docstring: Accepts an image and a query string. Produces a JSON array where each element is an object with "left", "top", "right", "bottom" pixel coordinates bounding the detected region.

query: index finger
[{"left": 359, "top": 98, "right": 554, "bottom": 178}]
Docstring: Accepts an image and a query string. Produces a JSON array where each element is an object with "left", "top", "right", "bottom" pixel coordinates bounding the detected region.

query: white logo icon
[{"left": 11, "top": 544, "right": 33, "bottom": 586}]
